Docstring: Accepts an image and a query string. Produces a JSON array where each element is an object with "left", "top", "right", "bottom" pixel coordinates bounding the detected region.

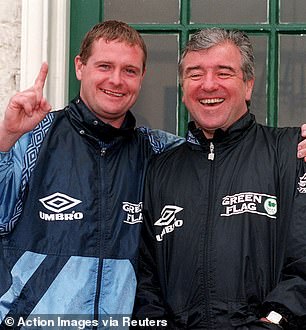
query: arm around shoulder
[{"left": 141, "top": 127, "right": 185, "bottom": 154}]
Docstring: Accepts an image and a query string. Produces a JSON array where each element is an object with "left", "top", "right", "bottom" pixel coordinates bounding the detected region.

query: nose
[
  {"left": 109, "top": 69, "right": 122, "bottom": 85},
  {"left": 200, "top": 72, "right": 218, "bottom": 91}
]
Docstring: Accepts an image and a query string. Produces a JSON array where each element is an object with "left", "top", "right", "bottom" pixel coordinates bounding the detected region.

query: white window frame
[{"left": 20, "top": 0, "right": 70, "bottom": 110}]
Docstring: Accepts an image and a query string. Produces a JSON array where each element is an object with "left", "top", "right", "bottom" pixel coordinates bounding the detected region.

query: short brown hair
[{"left": 79, "top": 20, "right": 147, "bottom": 72}]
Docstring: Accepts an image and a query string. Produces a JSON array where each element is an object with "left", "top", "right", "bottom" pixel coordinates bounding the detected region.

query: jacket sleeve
[
  {"left": 139, "top": 127, "right": 185, "bottom": 154},
  {"left": 0, "top": 133, "right": 31, "bottom": 230},
  {"left": 260, "top": 131, "right": 306, "bottom": 328}
]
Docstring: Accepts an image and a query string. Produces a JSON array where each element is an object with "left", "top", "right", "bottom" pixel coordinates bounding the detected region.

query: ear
[
  {"left": 181, "top": 84, "right": 186, "bottom": 105},
  {"left": 140, "top": 67, "right": 146, "bottom": 87},
  {"left": 74, "top": 55, "right": 84, "bottom": 81},
  {"left": 245, "top": 78, "right": 255, "bottom": 101}
]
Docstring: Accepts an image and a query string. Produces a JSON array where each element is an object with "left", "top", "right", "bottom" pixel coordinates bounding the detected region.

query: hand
[
  {"left": 297, "top": 124, "right": 306, "bottom": 162},
  {"left": 246, "top": 319, "right": 281, "bottom": 329},
  {"left": 0, "top": 62, "right": 51, "bottom": 151}
]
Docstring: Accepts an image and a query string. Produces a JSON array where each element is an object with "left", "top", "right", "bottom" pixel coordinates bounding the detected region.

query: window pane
[
  {"left": 132, "top": 34, "right": 179, "bottom": 134},
  {"left": 249, "top": 36, "right": 268, "bottom": 125},
  {"left": 279, "top": 35, "right": 306, "bottom": 127},
  {"left": 190, "top": 0, "right": 268, "bottom": 24},
  {"left": 104, "top": 0, "right": 180, "bottom": 24},
  {"left": 280, "top": 0, "right": 306, "bottom": 23}
]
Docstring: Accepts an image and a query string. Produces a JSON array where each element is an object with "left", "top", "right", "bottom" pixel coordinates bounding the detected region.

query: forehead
[
  {"left": 90, "top": 38, "right": 144, "bottom": 65},
  {"left": 182, "top": 42, "right": 242, "bottom": 70}
]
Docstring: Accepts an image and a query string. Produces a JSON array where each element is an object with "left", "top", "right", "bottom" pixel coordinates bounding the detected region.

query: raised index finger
[{"left": 34, "top": 62, "right": 49, "bottom": 91}]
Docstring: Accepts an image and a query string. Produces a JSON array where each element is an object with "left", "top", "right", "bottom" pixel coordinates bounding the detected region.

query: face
[
  {"left": 75, "top": 39, "right": 145, "bottom": 128},
  {"left": 181, "top": 42, "right": 254, "bottom": 138}
]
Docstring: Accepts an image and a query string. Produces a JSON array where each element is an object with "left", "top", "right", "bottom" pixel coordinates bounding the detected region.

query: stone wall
[{"left": 0, "top": 0, "right": 21, "bottom": 119}]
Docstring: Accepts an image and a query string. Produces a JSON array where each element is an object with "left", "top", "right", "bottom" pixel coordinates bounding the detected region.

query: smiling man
[
  {"left": 0, "top": 21, "right": 182, "bottom": 325},
  {"left": 181, "top": 40, "right": 254, "bottom": 138},
  {"left": 75, "top": 37, "right": 145, "bottom": 128},
  {"left": 134, "top": 28, "right": 306, "bottom": 329}
]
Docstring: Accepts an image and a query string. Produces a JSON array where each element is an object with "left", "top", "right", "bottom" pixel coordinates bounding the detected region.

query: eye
[
  {"left": 126, "top": 69, "right": 136, "bottom": 74},
  {"left": 218, "top": 71, "right": 234, "bottom": 79},
  {"left": 124, "top": 68, "right": 139, "bottom": 76},
  {"left": 99, "top": 64, "right": 111, "bottom": 71},
  {"left": 187, "top": 73, "right": 203, "bottom": 80}
]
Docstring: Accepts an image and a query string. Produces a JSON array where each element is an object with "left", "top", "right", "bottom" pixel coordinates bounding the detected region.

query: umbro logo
[
  {"left": 39, "top": 192, "right": 82, "bottom": 213},
  {"left": 154, "top": 205, "right": 184, "bottom": 241},
  {"left": 39, "top": 192, "right": 83, "bottom": 221}
]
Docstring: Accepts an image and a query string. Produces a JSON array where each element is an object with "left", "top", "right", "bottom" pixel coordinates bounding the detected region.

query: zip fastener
[
  {"left": 208, "top": 142, "right": 215, "bottom": 160},
  {"left": 203, "top": 141, "right": 216, "bottom": 327},
  {"left": 101, "top": 147, "right": 107, "bottom": 156},
  {"left": 94, "top": 144, "right": 108, "bottom": 326},
  {"left": 94, "top": 259, "right": 103, "bottom": 328}
]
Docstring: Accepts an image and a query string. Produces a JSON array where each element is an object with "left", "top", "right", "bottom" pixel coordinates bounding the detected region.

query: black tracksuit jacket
[{"left": 133, "top": 112, "right": 306, "bottom": 329}]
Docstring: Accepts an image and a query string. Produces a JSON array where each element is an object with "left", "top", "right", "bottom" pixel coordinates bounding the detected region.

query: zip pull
[
  {"left": 101, "top": 147, "right": 107, "bottom": 156},
  {"left": 208, "top": 142, "right": 215, "bottom": 160}
]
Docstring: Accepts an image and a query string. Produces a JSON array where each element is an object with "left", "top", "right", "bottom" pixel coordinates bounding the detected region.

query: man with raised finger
[
  {"left": 1, "top": 22, "right": 306, "bottom": 329},
  {"left": 0, "top": 21, "right": 181, "bottom": 325}
]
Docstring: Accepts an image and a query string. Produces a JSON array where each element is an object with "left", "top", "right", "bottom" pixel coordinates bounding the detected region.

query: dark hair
[{"left": 79, "top": 20, "right": 147, "bottom": 72}]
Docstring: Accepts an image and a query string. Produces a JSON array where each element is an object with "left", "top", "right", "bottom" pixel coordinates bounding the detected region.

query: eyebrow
[
  {"left": 183, "top": 65, "right": 202, "bottom": 75},
  {"left": 184, "top": 64, "right": 237, "bottom": 75},
  {"left": 217, "top": 65, "right": 236, "bottom": 73},
  {"left": 94, "top": 60, "right": 141, "bottom": 70},
  {"left": 94, "top": 60, "right": 112, "bottom": 66}
]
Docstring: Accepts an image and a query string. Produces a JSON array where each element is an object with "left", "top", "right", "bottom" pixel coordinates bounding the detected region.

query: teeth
[
  {"left": 102, "top": 89, "right": 124, "bottom": 97},
  {"left": 200, "top": 98, "right": 224, "bottom": 105}
]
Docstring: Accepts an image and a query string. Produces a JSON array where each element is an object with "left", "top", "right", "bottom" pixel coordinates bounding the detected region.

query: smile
[
  {"left": 199, "top": 98, "right": 224, "bottom": 105},
  {"left": 101, "top": 89, "right": 124, "bottom": 97}
]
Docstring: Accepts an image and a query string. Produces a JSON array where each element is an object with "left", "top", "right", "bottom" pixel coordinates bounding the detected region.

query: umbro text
[
  {"left": 39, "top": 211, "right": 84, "bottom": 221},
  {"left": 156, "top": 220, "right": 183, "bottom": 242}
]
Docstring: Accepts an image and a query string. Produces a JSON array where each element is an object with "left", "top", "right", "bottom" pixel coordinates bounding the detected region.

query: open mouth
[
  {"left": 101, "top": 89, "right": 124, "bottom": 97},
  {"left": 199, "top": 98, "right": 224, "bottom": 106}
]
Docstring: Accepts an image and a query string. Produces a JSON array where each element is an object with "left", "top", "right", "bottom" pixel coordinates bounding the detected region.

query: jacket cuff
[{"left": 0, "top": 149, "right": 13, "bottom": 162}]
